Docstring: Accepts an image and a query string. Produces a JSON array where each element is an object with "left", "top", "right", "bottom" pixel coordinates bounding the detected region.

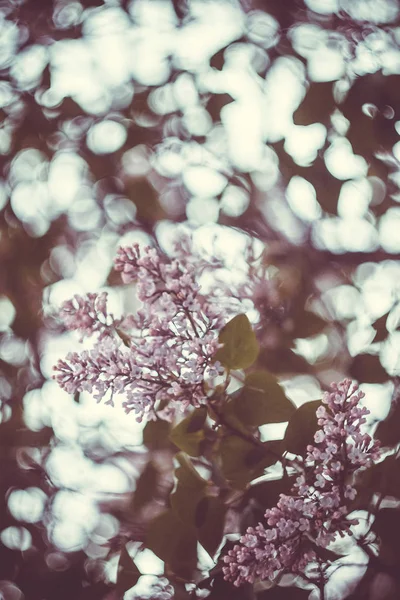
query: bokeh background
[{"left": 2, "top": 0, "right": 400, "bottom": 598}]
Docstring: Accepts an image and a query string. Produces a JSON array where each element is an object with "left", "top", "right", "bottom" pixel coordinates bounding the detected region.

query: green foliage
[
  {"left": 169, "top": 407, "right": 207, "bottom": 456},
  {"left": 174, "top": 452, "right": 207, "bottom": 488},
  {"left": 284, "top": 400, "right": 322, "bottom": 456},
  {"left": 229, "top": 370, "right": 295, "bottom": 426},
  {"left": 147, "top": 453, "right": 226, "bottom": 572},
  {"left": 170, "top": 452, "right": 208, "bottom": 525},
  {"left": 220, "top": 435, "right": 281, "bottom": 489},
  {"left": 146, "top": 509, "right": 198, "bottom": 579},
  {"left": 132, "top": 461, "right": 158, "bottom": 512},
  {"left": 143, "top": 418, "right": 171, "bottom": 449},
  {"left": 116, "top": 545, "right": 141, "bottom": 597},
  {"left": 171, "top": 454, "right": 226, "bottom": 556},
  {"left": 215, "top": 314, "right": 259, "bottom": 370},
  {"left": 195, "top": 496, "right": 227, "bottom": 556}
]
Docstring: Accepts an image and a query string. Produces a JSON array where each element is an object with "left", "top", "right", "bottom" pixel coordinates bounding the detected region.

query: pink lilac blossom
[
  {"left": 223, "top": 379, "right": 381, "bottom": 587},
  {"left": 58, "top": 292, "right": 120, "bottom": 341},
  {"left": 54, "top": 238, "right": 230, "bottom": 422}
]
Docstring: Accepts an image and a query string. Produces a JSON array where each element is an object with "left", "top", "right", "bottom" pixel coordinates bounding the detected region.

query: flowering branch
[
  {"left": 223, "top": 379, "right": 381, "bottom": 588},
  {"left": 54, "top": 239, "right": 229, "bottom": 421}
]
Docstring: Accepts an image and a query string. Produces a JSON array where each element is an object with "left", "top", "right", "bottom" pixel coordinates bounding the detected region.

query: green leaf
[
  {"left": 169, "top": 407, "right": 207, "bottom": 456},
  {"left": 218, "top": 391, "right": 254, "bottom": 437},
  {"left": 220, "top": 436, "right": 281, "bottom": 489},
  {"left": 146, "top": 510, "right": 197, "bottom": 578},
  {"left": 143, "top": 418, "right": 170, "bottom": 449},
  {"left": 132, "top": 461, "right": 158, "bottom": 512},
  {"left": 215, "top": 314, "right": 259, "bottom": 370},
  {"left": 170, "top": 453, "right": 208, "bottom": 525},
  {"left": 231, "top": 370, "right": 295, "bottom": 426},
  {"left": 175, "top": 452, "right": 208, "bottom": 489},
  {"left": 349, "top": 354, "right": 388, "bottom": 384},
  {"left": 195, "top": 496, "right": 227, "bottom": 557},
  {"left": 116, "top": 545, "right": 141, "bottom": 597},
  {"left": 284, "top": 400, "right": 321, "bottom": 456},
  {"left": 260, "top": 347, "right": 312, "bottom": 376}
]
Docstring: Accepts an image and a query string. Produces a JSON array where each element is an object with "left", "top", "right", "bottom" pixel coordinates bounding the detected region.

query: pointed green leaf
[
  {"left": 220, "top": 436, "right": 280, "bottom": 489},
  {"left": 116, "top": 545, "right": 141, "bottom": 597},
  {"left": 146, "top": 510, "right": 197, "bottom": 579},
  {"left": 215, "top": 314, "right": 259, "bottom": 370},
  {"left": 284, "top": 400, "right": 321, "bottom": 456},
  {"left": 132, "top": 461, "right": 158, "bottom": 512},
  {"left": 170, "top": 453, "right": 208, "bottom": 525},
  {"left": 143, "top": 418, "right": 170, "bottom": 449},
  {"left": 195, "top": 496, "right": 227, "bottom": 557},
  {"left": 146, "top": 510, "right": 178, "bottom": 562},
  {"left": 169, "top": 407, "right": 207, "bottom": 456},
  {"left": 175, "top": 452, "right": 208, "bottom": 489},
  {"left": 231, "top": 370, "right": 295, "bottom": 426}
]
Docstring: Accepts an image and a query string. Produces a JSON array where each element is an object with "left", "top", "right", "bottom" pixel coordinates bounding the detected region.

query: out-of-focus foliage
[{"left": 2, "top": 0, "right": 400, "bottom": 599}]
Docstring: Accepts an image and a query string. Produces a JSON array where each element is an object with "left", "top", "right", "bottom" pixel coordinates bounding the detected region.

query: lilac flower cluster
[
  {"left": 54, "top": 239, "right": 227, "bottom": 421},
  {"left": 58, "top": 292, "right": 119, "bottom": 341},
  {"left": 223, "top": 379, "right": 381, "bottom": 587}
]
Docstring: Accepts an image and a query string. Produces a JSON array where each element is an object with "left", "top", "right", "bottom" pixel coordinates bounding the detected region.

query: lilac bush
[{"left": 53, "top": 239, "right": 385, "bottom": 600}]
